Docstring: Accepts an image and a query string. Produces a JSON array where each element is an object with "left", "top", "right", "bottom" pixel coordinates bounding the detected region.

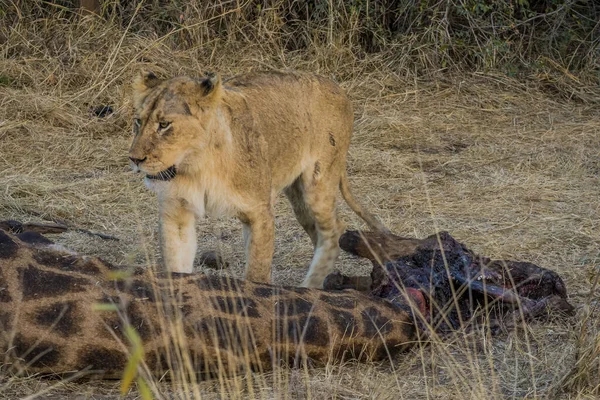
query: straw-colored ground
[{"left": 0, "top": 14, "right": 599, "bottom": 400}]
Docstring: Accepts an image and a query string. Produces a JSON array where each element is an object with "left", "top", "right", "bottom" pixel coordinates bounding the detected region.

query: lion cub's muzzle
[
  {"left": 129, "top": 156, "right": 146, "bottom": 173},
  {"left": 145, "top": 165, "right": 177, "bottom": 181}
]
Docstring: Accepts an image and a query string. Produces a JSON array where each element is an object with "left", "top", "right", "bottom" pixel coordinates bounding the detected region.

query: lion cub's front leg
[{"left": 159, "top": 199, "right": 197, "bottom": 274}]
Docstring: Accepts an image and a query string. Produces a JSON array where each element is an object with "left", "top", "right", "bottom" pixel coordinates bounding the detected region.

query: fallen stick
[{"left": 0, "top": 219, "right": 120, "bottom": 241}]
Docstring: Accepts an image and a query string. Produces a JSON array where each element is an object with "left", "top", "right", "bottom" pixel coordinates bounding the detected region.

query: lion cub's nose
[{"left": 129, "top": 156, "right": 147, "bottom": 165}]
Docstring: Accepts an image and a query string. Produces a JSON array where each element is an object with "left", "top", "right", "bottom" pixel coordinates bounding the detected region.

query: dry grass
[{"left": 0, "top": 9, "right": 599, "bottom": 400}]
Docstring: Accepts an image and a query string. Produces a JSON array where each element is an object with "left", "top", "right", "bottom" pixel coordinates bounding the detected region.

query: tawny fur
[
  {"left": 129, "top": 70, "right": 388, "bottom": 287},
  {"left": 0, "top": 230, "right": 414, "bottom": 379}
]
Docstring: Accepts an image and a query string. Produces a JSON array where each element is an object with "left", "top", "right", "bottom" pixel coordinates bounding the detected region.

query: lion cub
[{"left": 129, "top": 70, "right": 387, "bottom": 288}]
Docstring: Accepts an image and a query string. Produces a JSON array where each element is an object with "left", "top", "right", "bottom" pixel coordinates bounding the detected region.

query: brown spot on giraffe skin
[
  {"left": 319, "top": 294, "right": 357, "bottom": 309},
  {"left": 78, "top": 260, "right": 103, "bottom": 275},
  {"left": 276, "top": 315, "right": 329, "bottom": 347},
  {"left": 188, "top": 351, "right": 213, "bottom": 377},
  {"left": 169, "top": 288, "right": 192, "bottom": 304},
  {"left": 78, "top": 347, "right": 126, "bottom": 372},
  {"left": 180, "top": 304, "right": 193, "bottom": 317},
  {"left": 13, "top": 335, "right": 61, "bottom": 368},
  {"left": 34, "top": 301, "right": 78, "bottom": 336},
  {"left": 32, "top": 250, "right": 78, "bottom": 269},
  {"left": 0, "top": 230, "right": 19, "bottom": 259},
  {"left": 197, "top": 275, "right": 244, "bottom": 292},
  {"left": 400, "top": 318, "right": 417, "bottom": 341},
  {"left": 246, "top": 350, "right": 273, "bottom": 373},
  {"left": 194, "top": 351, "right": 220, "bottom": 378},
  {"left": 92, "top": 258, "right": 122, "bottom": 272},
  {"left": 143, "top": 351, "right": 158, "bottom": 372},
  {"left": 275, "top": 297, "right": 314, "bottom": 316},
  {"left": 258, "top": 349, "right": 273, "bottom": 365},
  {"left": 126, "top": 303, "right": 152, "bottom": 340},
  {"left": 198, "top": 367, "right": 221, "bottom": 381},
  {"left": 253, "top": 287, "right": 278, "bottom": 297},
  {"left": 115, "top": 279, "right": 156, "bottom": 302},
  {"left": 333, "top": 343, "right": 362, "bottom": 362},
  {"left": 331, "top": 310, "right": 359, "bottom": 337},
  {"left": 0, "top": 288, "right": 10, "bottom": 302},
  {"left": 329, "top": 133, "right": 336, "bottom": 146},
  {"left": 196, "top": 317, "right": 257, "bottom": 351},
  {"left": 145, "top": 347, "right": 175, "bottom": 373},
  {"left": 32, "top": 250, "right": 102, "bottom": 275},
  {"left": 373, "top": 338, "right": 407, "bottom": 360},
  {"left": 361, "top": 307, "right": 393, "bottom": 338},
  {"left": 17, "top": 231, "right": 54, "bottom": 246},
  {"left": 0, "top": 311, "right": 11, "bottom": 329},
  {"left": 298, "top": 315, "right": 329, "bottom": 346},
  {"left": 99, "top": 294, "right": 120, "bottom": 306},
  {"left": 20, "top": 265, "right": 88, "bottom": 300},
  {"left": 210, "top": 296, "right": 260, "bottom": 318},
  {"left": 144, "top": 351, "right": 159, "bottom": 372},
  {"left": 99, "top": 303, "right": 152, "bottom": 342}
]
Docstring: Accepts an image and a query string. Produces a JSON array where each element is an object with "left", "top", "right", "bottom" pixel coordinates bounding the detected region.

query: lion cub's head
[{"left": 129, "top": 71, "right": 222, "bottom": 181}]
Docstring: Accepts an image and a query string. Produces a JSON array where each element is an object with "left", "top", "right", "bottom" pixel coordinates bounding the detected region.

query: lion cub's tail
[{"left": 339, "top": 172, "right": 391, "bottom": 234}]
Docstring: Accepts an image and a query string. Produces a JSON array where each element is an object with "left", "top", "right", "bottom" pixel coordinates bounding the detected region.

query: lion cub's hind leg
[
  {"left": 297, "top": 167, "right": 343, "bottom": 289},
  {"left": 284, "top": 178, "right": 318, "bottom": 247},
  {"left": 240, "top": 207, "right": 275, "bottom": 283}
]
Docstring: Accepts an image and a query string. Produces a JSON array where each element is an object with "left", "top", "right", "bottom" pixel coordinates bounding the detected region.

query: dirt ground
[{"left": 1, "top": 18, "right": 599, "bottom": 399}]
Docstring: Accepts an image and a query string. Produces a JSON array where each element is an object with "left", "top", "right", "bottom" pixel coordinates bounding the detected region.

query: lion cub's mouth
[{"left": 146, "top": 166, "right": 177, "bottom": 181}]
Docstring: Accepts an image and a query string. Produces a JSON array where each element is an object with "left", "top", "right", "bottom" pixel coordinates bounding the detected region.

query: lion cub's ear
[
  {"left": 132, "top": 70, "right": 163, "bottom": 107},
  {"left": 133, "top": 70, "right": 162, "bottom": 91},
  {"left": 184, "top": 72, "right": 222, "bottom": 109},
  {"left": 200, "top": 72, "right": 221, "bottom": 96}
]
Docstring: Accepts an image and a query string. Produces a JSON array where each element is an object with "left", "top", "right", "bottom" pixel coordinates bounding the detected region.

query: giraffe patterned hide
[{"left": 0, "top": 229, "right": 416, "bottom": 379}]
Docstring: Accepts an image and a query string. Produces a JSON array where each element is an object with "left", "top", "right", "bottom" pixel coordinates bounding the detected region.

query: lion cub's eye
[{"left": 158, "top": 121, "right": 171, "bottom": 131}]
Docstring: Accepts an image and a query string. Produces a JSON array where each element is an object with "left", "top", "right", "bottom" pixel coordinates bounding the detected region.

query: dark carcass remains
[{"left": 326, "top": 230, "right": 575, "bottom": 335}]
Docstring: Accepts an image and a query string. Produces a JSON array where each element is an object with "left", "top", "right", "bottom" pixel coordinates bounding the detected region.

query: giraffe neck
[{"left": 0, "top": 229, "right": 416, "bottom": 379}]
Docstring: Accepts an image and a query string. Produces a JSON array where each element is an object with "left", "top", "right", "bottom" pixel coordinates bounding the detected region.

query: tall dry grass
[{"left": 0, "top": 1, "right": 599, "bottom": 399}]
